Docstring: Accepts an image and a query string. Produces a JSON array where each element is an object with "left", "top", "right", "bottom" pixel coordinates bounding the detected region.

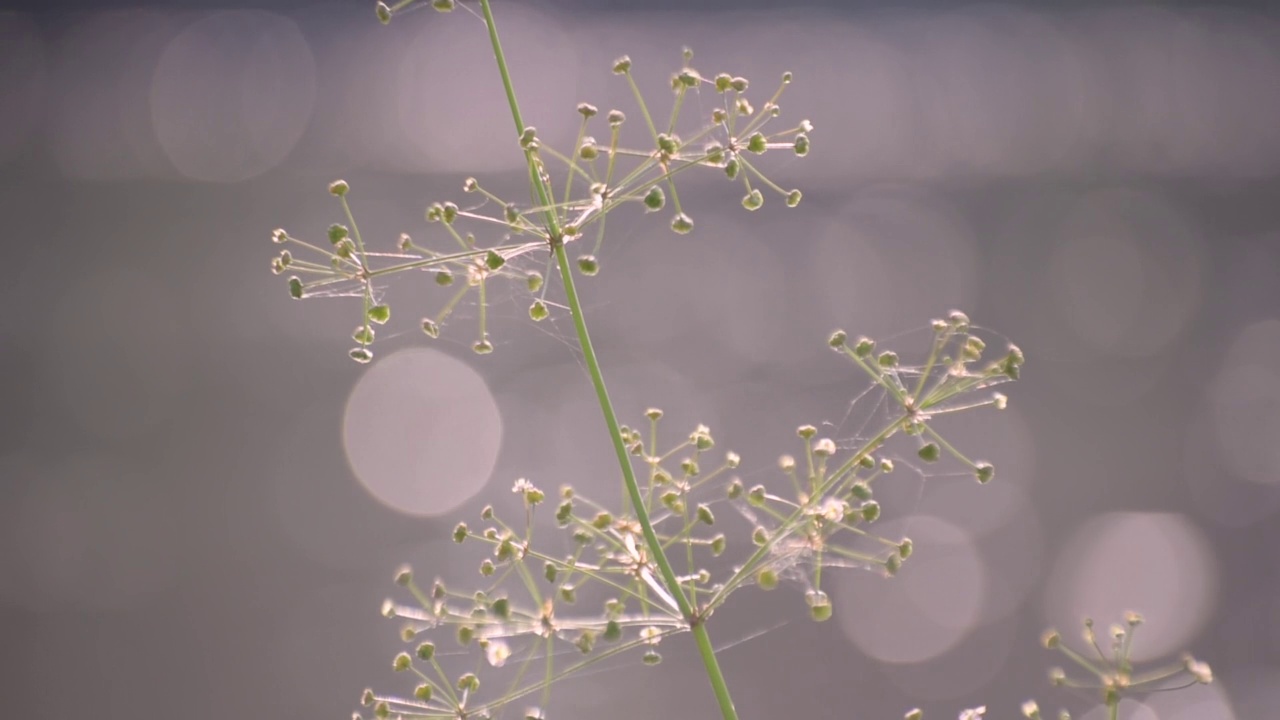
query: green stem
[
  {"left": 1108, "top": 699, "right": 1118, "bottom": 720},
  {"left": 554, "top": 243, "right": 738, "bottom": 720},
  {"left": 475, "top": 2, "right": 738, "bottom": 719}
]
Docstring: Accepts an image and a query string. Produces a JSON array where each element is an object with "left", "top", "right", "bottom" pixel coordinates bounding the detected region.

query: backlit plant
[{"left": 268, "top": 2, "right": 1209, "bottom": 719}]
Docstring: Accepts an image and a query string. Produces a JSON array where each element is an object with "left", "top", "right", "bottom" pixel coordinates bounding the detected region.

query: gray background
[{"left": 2, "top": 1, "right": 1279, "bottom": 718}]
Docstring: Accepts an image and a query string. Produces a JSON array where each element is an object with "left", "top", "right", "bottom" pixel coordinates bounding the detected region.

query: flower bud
[
  {"left": 329, "top": 179, "right": 349, "bottom": 196},
  {"left": 612, "top": 56, "right": 632, "bottom": 74},
  {"left": 671, "top": 212, "right": 694, "bottom": 234}
]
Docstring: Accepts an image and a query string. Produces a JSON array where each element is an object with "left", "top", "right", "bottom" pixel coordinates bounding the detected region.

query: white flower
[
  {"left": 485, "top": 639, "right": 512, "bottom": 667},
  {"left": 958, "top": 707, "right": 987, "bottom": 720}
]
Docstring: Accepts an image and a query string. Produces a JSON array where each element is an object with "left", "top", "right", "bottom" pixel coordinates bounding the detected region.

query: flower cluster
[
  {"left": 363, "top": 417, "right": 740, "bottom": 719},
  {"left": 1026, "top": 614, "right": 1213, "bottom": 719},
  {"left": 271, "top": 15, "right": 812, "bottom": 363},
  {"left": 358, "top": 313, "right": 1023, "bottom": 719}
]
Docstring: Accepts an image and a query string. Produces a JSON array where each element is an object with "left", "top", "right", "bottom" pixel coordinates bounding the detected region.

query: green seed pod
[
  {"left": 878, "top": 351, "right": 899, "bottom": 367},
  {"left": 794, "top": 134, "right": 810, "bottom": 156},
  {"left": 374, "top": 701, "right": 390, "bottom": 719},
  {"left": 560, "top": 585, "right": 576, "bottom": 603},
  {"left": 591, "top": 511, "right": 612, "bottom": 529},
  {"left": 712, "top": 107, "right": 728, "bottom": 124},
  {"left": 413, "top": 684, "right": 432, "bottom": 702},
  {"left": 457, "top": 625, "right": 474, "bottom": 645},
  {"left": 608, "top": 109, "right": 626, "bottom": 127},
  {"left": 485, "top": 250, "right": 505, "bottom": 270},
  {"left": 746, "top": 132, "right": 767, "bottom": 153},
  {"left": 752, "top": 526, "right": 769, "bottom": 545},
  {"left": 529, "top": 300, "right": 550, "bottom": 322},
  {"left": 457, "top": 673, "right": 479, "bottom": 692},
  {"left": 726, "top": 478, "right": 743, "bottom": 499},
  {"left": 757, "top": 567, "right": 779, "bottom": 590},
  {"left": 724, "top": 156, "right": 740, "bottom": 179},
  {"left": 353, "top": 326, "right": 374, "bottom": 345},
  {"left": 861, "top": 500, "right": 881, "bottom": 522},
  {"left": 578, "top": 138, "right": 599, "bottom": 161},
  {"left": 489, "top": 597, "right": 510, "bottom": 619},
  {"left": 696, "top": 504, "right": 715, "bottom": 525},
  {"left": 642, "top": 650, "right": 662, "bottom": 665},
  {"left": 473, "top": 339, "right": 494, "bottom": 355},
  {"left": 742, "top": 189, "right": 763, "bottom": 211},
  {"left": 544, "top": 562, "right": 558, "bottom": 583},
  {"left": 853, "top": 336, "right": 875, "bottom": 358},
  {"left": 392, "top": 652, "right": 412, "bottom": 671},
  {"left": 574, "top": 631, "right": 595, "bottom": 654},
  {"left": 328, "top": 223, "right": 349, "bottom": 244},
  {"left": 519, "top": 127, "right": 538, "bottom": 149},
  {"left": 577, "top": 255, "right": 599, "bottom": 275},
  {"left": 975, "top": 462, "right": 995, "bottom": 484},
  {"left": 898, "top": 538, "right": 913, "bottom": 559},
  {"left": 671, "top": 212, "right": 694, "bottom": 234},
  {"left": 885, "top": 554, "right": 902, "bottom": 575},
  {"left": 747, "top": 484, "right": 767, "bottom": 507},
  {"left": 479, "top": 559, "right": 495, "bottom": 576},
  {"left": 453, "top": 523, "right": 467, "bottom": 543},
  {"left": 656, "top": 133, "right": 679, "bottom": 154},
  {"left": 730, "top": 76, "right": 748, "bottom": 91},
  {"left": 361, "top": 689, "right": 376, "bottom": 706},
  {"left": 850, "top": 481, "right": 872, "bottom": 500},
  {"left": 435, "top": 269, "right": 454, "bottom": 286},
  {"left": 367, "top": 305, "right": 390, "bottom": 325},
  {"left": 714, "top": 73, "right": 732, "bottom": 92},
  {"left": 786, "top": 189, "right": 803, "bottom": 207},
  {"left": 918, "top": 443, "right": 941, "bottom": 462},
  {"left": 904, "top": 710, "right": 923, "bottom": 720},
  {"left": 416, "top": 641, "right": 435, "bottom": 661},
  {"left": 710, "top": 533, "right": 726, "bottom": 556},
  {"left": 394, "top": 565, "right": 412, "bottom": 586},
  {"left": 421, "top": 318, "right": 440, "bottom": 339},
  {"left": 603, "top": 620, "right": 622, "bottom": 642},
  {"left": 806, "top": 590, "right": 832, "bottom": 622},
  {"left": 432, "top": 0, "right": 456, "bottom": 10},
  {"left": 643, "top": 186, "right": 665, "bottom": 211},
  {"left": 555, "top": 500, "right": 573, "bottom": 526},
  {"left": 349, "top": 347, "right": 373, "bottom": 364},
  {"left": 375, "top": 1, "right": 392, "bottom": 23},
  {"left": 704, "top": 142, "right": 725, "bottom": 164},
  {"left": 1041, "top": 629, "right": 1061, "bottom": 649},
  {"left": 288, "top": 276, "right": 304, "bottom": 299}
]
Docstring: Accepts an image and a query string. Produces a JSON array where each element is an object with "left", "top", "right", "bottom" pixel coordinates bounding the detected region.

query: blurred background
[{"left": 2, "top": 1, "right": 1280, "bottom": 718}]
